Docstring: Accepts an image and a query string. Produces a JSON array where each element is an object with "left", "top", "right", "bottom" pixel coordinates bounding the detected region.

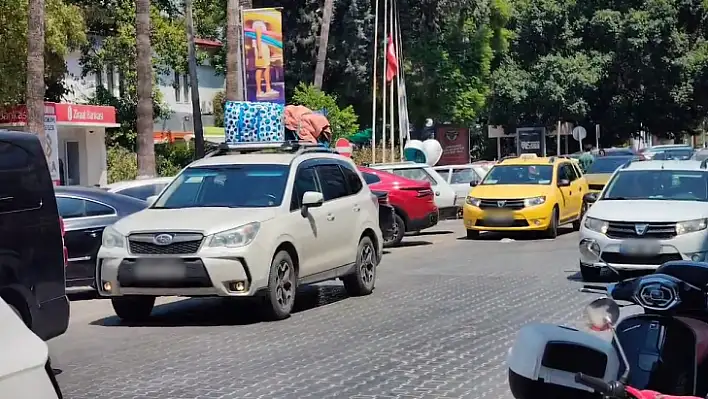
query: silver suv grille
[
  {"left": 606, "top": 221, "right": 677, "bottom": 239},
  {"left": 128, "top": 233, "right": 204, "bottom": 255},
  {"left": 479, "top": 198, "right": 525, "bottom": 210}
]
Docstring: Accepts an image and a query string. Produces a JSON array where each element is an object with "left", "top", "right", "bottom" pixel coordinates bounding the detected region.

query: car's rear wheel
[
  {"left": 262, "top": 250, "right": 297, "bottom": 320},
  {"left": 545, "top": 207, "right": 559, "bottom": 239},
  {"left": 580, "top": 262, "right": 603, "bottom": 282},
  {"left": 384, "top": 214, "right": 406, "bottom": 247},
  {"left": 343, "top": 236, "right": 377, "bottom": 296},
  {"left": 466, "top": 229, "right": 479, "bottom": 240},
  {"left": 111, "top": 296, "right": 155, "bottom": 322}
]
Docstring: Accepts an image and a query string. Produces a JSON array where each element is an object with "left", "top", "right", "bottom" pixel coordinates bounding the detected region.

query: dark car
[
  {"left": 372, "top": 190, "right": 396, "bottom": 242},
  {"left": 55, "top": 186, "right": 147, "bottom": 292},
  {"left": 0, "top": 130, "right": 68, "bottom": 341}
]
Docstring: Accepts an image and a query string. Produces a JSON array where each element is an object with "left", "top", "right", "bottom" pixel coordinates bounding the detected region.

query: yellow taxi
[
  {"left": 463, "top": 154, "right": 589, "bottom": 239},
  {"left": 583, "top": 154, "right": 637, "bottom": 194}
]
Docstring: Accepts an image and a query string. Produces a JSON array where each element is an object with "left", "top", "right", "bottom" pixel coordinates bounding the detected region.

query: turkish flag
[{"left": 386, "top": 36, "right": 398, "bottom": 82}]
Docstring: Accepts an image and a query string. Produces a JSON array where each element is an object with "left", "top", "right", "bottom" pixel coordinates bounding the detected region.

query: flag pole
[
  {"left": 394, "top": 0, "right": 405, "bottom": 161},
  {"left": 381, "top": 0, "right": 388, "bottom": 162},
  {"left": 388, "top": 1, "right": 395, "bottom": 160},
  {"left": 371, "top": 0, "right": 380, "bottom": 164}
]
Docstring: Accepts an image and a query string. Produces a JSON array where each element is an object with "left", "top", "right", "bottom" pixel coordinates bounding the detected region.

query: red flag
[{"left": 386, "top": 36, "right": 398, "bottom": 82}]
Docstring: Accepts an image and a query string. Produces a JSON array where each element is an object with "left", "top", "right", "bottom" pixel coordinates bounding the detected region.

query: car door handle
[
  {"left": 353, "top": 205, "right": 360, "bottom": 212},
  {"left": 326, "top": 214, "right": 335, "bottom": 221},
  {"left": 85, "top": 228, "right": 103, "bottom": 237},
  {"left": 435, "top": 191, "right": 440, "bottom": 196}
]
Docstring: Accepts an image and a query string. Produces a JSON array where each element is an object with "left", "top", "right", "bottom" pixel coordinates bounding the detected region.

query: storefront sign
[
  {"left": 43, "top": 106, "right": 60, "bottom": 185},
  {"left": 0, "top": 103, "right": 117, "bottom": 126},
  {"left": 435, "top": 126, "right": 470, "bottom": 165},
  {"left": 517, "top": 127, "right": 546, "bottom": 156}
]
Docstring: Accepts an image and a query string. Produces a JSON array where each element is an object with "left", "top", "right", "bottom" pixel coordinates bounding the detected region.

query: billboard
[
  {"left": 242, "top": 8, "right": 285, "bottom": 104},
  {"left": 435, "top": 126, "right": 470, "bottom": 165},
  {"left": 516, "top": 127, "right": 546, "bottom": 156}
]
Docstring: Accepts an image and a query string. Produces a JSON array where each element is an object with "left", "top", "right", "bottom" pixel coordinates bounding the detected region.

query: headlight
[
  {"left": 584, "top": 217, "right": 609, "bottom": 234},
  {"left": 102, "top": 225, "right": 125, "bottom": 249},
  {"left": 676, "top": 218, "right": 708, "bottom": 235},
  {"left": 524, "top": 196, "right": 546, "bottom": 207},
  {"left": 207, "top": 222, "right": 260, "bottom": 248},
  {"left": 465, "top": 196, "right": 481, "bottom": 206}
]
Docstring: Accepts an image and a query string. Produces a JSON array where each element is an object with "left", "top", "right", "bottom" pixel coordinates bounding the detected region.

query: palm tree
[
  {"left": 313, "top": 0, "right": 334, "bottom": 89},
  {"left": 136, "top": 0, "right": 155, "bottom": 177},
  {"left": 26, "top": 0, "right": 45, "bottom": 139},
  {"left": 225, "top": 0, "right": 245, "bottom": 101}
]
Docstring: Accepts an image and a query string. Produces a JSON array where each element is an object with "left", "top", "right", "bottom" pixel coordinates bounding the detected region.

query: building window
[
  {"left": 106, "top": 65, "right": 115, "bottom": 95},
  {"left": 174, "top": 71, "right": 181, "bottom": 103},
  {"left": 95, "top": 68, "right": 103, "bottom": 88}
]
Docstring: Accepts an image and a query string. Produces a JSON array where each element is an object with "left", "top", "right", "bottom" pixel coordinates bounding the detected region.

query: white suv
[
  {"left": 579, "top": 159, "right": 708, "bottom": 280},
  {"left": 96, "top": 142, "right": 383, "bottom": 321}
]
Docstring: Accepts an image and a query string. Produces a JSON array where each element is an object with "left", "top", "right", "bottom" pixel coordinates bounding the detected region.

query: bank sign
[{"left": 516, "top": 127, "right": 546, "bottom": 156}]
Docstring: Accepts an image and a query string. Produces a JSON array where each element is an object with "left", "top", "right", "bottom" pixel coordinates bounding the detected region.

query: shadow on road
[
  {"left": 391, "top": 240, "right": 433, "bottom": 248},
  {"left": 456, "top": 226, "right": 575, "bottom": 242},
  {"left": 567, "top": 268, "right": 650, "bottom": 283},
  {"left": 68, "top": 291, "right": 100, "bottom": 302},
  {"left": 89, "top": 285, "right": 349, "bottom": 328},
  {"left": 407, "top": 230, "right": 453, "bottom": 237}
]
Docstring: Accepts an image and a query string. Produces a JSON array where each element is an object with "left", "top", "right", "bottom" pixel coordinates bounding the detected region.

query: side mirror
[
  {"left": 300, "top": 191, "right": 324, "bottom": 216},
  {"left": 469, "top": 180, "right": 478, "bottom": 187},
  {"left": 146, "top": 195, "right": 158, "bottom": 205},
  {"left": 583, "top": 192, "right": 598, "bottom": 204},
  {"left": 557, "top": 179, "right": 571, "bottom": 187},
  {"left": 584, "top": 297, "right": 620, "bottom": 331}
]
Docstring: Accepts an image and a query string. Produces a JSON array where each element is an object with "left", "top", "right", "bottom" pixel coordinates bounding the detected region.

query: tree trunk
[
  {"left": 313, "top": 0, "right": 335, "bottom": 89},
  {"left": 225, "top": 0, "right": 244, "bottom": 101},
  {"left": 26, "top": 0, "right": 45, "bottom": 139},
  {"left": 185, "top": 0, "right": 205, "bottom": 158},
  {"left": 136, "top": 0, "right": 155, "bottom": 177}
]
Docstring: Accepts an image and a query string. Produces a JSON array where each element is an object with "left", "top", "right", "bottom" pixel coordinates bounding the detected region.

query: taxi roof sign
[{"left": 519, "top": 153, "right": 538, "bottom": 159}]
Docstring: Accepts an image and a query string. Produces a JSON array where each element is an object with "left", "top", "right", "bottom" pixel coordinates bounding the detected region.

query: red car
[{"left": 359, "top": 166, "right": 439, "bottom": 246}]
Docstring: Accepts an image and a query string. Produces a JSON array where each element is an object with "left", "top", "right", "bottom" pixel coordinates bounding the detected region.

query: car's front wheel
[
  {"left": 262, "top": 250, "right": 297, "bottom": 320},
  {"left": 573, "top": 203, "right": 587, "bottom": 231},
  {"left": 466, "top": 229, "right": 479, "bottom": 240},
  {"left": 580, "top": 262, "right": 603, "bottom": 282},
  {"left": 343, "top": 236, "right": 377, "bottom": 296},
  {"left": 111, "top": 296, "right": 155, "bottom": 322},
  {"left": 544, "top": 207, "right": 559, "bottom": 239}
]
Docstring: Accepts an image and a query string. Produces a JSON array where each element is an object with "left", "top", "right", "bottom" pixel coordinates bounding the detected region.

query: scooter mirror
[{"left": 584, "top": 297, "right": 621, "bottom": 331}]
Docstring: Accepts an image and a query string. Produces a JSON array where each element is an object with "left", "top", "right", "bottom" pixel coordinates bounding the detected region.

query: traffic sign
[
  {"left": 335, "top": 138, "right": 353, "bottom": 157},
  {"left": 572, "top": 126, "right": 587, "bottom": 142}
]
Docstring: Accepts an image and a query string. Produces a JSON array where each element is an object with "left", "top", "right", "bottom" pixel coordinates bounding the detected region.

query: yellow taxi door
[
  {"left": 555, "top": 163, "right": 575, "bottom": 220},
  {"left": 563, "top": 162, "right": 583, "bottom": 218}
]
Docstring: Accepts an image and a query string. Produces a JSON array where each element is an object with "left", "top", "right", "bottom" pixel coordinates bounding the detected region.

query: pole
[
  {"left": 497, "top": 137, "right": 501, "bottom": 159},
  {"left": 595, "top": 124, "right": 600, "bottom": 150},
  {"left": 395, "top": 2, "right": 405, "bottom": 161},
  {"left": 185, "top": 0, "right": 205, "bottom": 158},
  {"left": 556, "top": 120, "right": 561, "bottom": 156},
  {"left": 389, "top": 0, "right": 395, "bottom": 160},
  {"left": 381, "top": 0, "right": 388, "bottom": 162},
  {"left": 370, "top": 0, "right": 380, "bottom": 164}
]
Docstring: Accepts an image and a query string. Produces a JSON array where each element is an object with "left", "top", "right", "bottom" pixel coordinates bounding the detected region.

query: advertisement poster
[
  {"left": 516, "top": 127, "right": 545, "bottom": 156},
  {"left": 435, "top": 126, "right": 470, "bottom": 165},
  {"left": 242, "top": 8, "right": 285, "bottom": 104},
  {"left": 43, "top": 104, "right": 60, "bottom": 185}
]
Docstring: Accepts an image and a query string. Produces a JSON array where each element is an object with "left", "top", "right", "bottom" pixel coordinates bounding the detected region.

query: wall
[{"left": 58, "top": 127, "right": 107, "bottom": 186}]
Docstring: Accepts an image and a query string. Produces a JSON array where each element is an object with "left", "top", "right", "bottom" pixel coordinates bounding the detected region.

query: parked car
[
  {"left": 368, "top": 162, "right": 457, "bottom": 218},
  {"left": 0, "top": 130, "right": 68, "bottom": 341},
  {"left": 103, "top": 176, "right": 173, "bottom": 201},
  {"left": 55, "top": 186, "right": 147, "bottom": 293},
  {"left": 97, "top": 142, "right": 382, "bottom": 322},
  {"left": 433, "top": 164, "right": 489, "bottom": 213},
  {"left": 692, "top": 148, "right": 708, "bottom": 161},
  {"left": 639, "top": 144, "right": 693, "bottom": 160},
  {"left": 359, "top": 166, "right": 439, "bottom": 246},
  {"left": 372, "top": 190, "right": 396, "bottom": 243}
]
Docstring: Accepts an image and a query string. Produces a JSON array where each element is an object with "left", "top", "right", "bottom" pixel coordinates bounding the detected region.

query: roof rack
[{"left": 205, "top": 141, "right": 335, "bottom": 158}]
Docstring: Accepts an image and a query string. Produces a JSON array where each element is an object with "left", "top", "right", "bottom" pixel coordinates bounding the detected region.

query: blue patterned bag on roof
[{"left": 223, "top": 101, "right": 285, "bottom": 143}]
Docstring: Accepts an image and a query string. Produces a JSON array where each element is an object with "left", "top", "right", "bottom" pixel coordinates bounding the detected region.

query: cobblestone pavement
[{"left": 51, "top": 221, "right": 592, "bottom": 399}]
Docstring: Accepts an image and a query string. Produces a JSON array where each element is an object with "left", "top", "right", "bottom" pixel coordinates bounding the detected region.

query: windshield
[
  {"left": 693, "top": 151, "right": 708, "bottom": 161},
  {"left": 152, "top": 164, "right": 289, "bottom": 209},
  {"left": 481, "top": 165, "right": 553, "bottom": 185},
  {"left": 586, "top": 157, "right": 633, "bottom": 174},
  {"left": 652, "top": 149, "right": 694, "bottom": 160},
  {"left": 602, "top": 170, "right": 708, "bottom": 201}
]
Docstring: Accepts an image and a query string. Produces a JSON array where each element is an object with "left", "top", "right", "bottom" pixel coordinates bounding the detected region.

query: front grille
[
  {"left": 602, "top": 252, "right": 682, "bottom": 265},
  {"left": 606, "top": 221, "right": 677, "bottom": 239},
  {"left": 117, "top": 258, "right": 211, "bottom": 288},
  {"left": 479, "top": 198, "right": 525, "bottom": 210},
  {"left": 476, "top": 219, "right": 529, "bottom": 227},
  {"left": 128, "top": 233, "right": 204, "bottom": 255},
  {"left": 589, "top": 184, "right": 605, "bottom": 191}
]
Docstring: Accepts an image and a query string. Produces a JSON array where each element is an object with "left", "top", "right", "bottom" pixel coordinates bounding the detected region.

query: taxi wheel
[
  {"left": 111, "top": 296, "right": 155, "bottom": 322},
  {"left": 544, "top": 208, "right": 559, "bottom": 239},
  {"left": 580, "top": 262, "right": 603, "bottom": 282},
  {"left": 573, "top": 203, "right": 587, "bottom": 231},
  {"left": 466, "top": 229, "right": 479, "bottom": 240}
]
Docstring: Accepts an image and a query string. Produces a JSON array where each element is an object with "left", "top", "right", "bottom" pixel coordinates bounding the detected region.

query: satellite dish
[{"left": 403, "top": 139, "right": 443, "bottom": 166}]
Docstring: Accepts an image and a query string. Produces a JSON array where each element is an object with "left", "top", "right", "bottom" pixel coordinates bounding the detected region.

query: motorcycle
[{"left": 507, "top": 238, "right": 708, "bottom": 399}]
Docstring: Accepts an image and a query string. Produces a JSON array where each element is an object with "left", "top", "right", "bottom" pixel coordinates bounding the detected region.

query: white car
[
  {"left": 579, "top": 159, "right": 708, "bottom": 280},
  {"left": 369, "top": 162, "right": 458, "bottom": 217},
  {"left": 433, "top": 164, "right": 489, "bottom": 209},
  {"left": 103, "top": 177, "right": 174, "bottom": 201},
  {"left": 97, "top": 142, "right": 383, "bottom": 321}
]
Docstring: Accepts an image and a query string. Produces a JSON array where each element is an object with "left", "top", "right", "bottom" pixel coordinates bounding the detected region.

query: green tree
[{"left": 291, "top": 83, "right": 359, "bottom": 141}]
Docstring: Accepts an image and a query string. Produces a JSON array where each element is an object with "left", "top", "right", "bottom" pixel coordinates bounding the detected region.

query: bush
[
  {"left": 291, "top": 83, "right": 360, "bottom": 141},
  {"left": 106, "top": 146, "right": 137, "bottom": 183},
  {"left": 107, "top": 142, "right": 196, "bottom": 183},
  {"left": 213, "top": 91, "right": 225, "bottom": 127},
  {"left": 352, "top": 145, "right": 401, "bottom": 165}
]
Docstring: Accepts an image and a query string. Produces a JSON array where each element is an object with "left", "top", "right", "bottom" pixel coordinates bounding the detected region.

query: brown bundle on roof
[{"left": 284, "top": 105, "right": 332, "bottom": 143}]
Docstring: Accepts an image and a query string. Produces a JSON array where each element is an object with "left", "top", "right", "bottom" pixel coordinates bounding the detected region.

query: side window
[
  {"left": 391, "top": 168, "right": 437, "bottom": 185},
  {"left": 571, "top": 163, "right": 583, "bottom": 178},
  {"left": 56, "top": 197, "right": 86, "bottom": 219},
  {"left": 290, "top": 167, "right": 319, "bottom": 211},
  {"left": 0, "top": 141, "right": 41, "bottom": 214},
  {"left": 451, "top": 168, "right": 478, "bottom": 184},
  {"left": 339, "top": 164, "right": 363, "bottom": 194},
  {"left": 85, "top": 200, "right": 115, "bottom": 217},
  {"left": 118, "top": 185, "right": 158, "bottom": 201},
  {"left": 437, "top": 169, "right": 450, "bottom": 182},
  {"left": 564, "top": 163, "right": 578, "bottom": 181},
  {"left": 362, "top": 172, "right": 381, "bottom": 185},
  {"left": 316, "top": 164, "right": 349, "bottom": 201},
  {"left": 557, "top": 164, "right": 569, "bottom": 181}
]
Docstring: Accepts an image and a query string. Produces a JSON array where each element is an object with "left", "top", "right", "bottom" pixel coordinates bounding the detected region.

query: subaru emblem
[
  {"left": 635, "top": 224, "right": 649, "bottom": 236},
  {"left": 497, "top": 200, "right": 506, "bottom": 208},
  {"left": 153, "top": 233, "right": 174, "bottom": 246}
]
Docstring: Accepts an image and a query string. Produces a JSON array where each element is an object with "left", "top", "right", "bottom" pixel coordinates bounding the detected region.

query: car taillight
[
  {"left": 402, "top": 187, "right": 433, "bottom": 197},
  {"left": 59, "top": 217, "right": 67, "bottom": 267},
  {"left": 377, "top": 194, "right": 390, "bottom": 206}
]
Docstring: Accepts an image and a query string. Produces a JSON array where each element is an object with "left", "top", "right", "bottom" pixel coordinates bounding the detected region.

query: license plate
[
  {"left": 133, "top": 261, "right": 187, "bottom": 280},
  {"left": 619, "top": 240, "right": 661, "bottom": 256},
  {"left": 486, "top": 211, "right": 513, "bottom": 223}
]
